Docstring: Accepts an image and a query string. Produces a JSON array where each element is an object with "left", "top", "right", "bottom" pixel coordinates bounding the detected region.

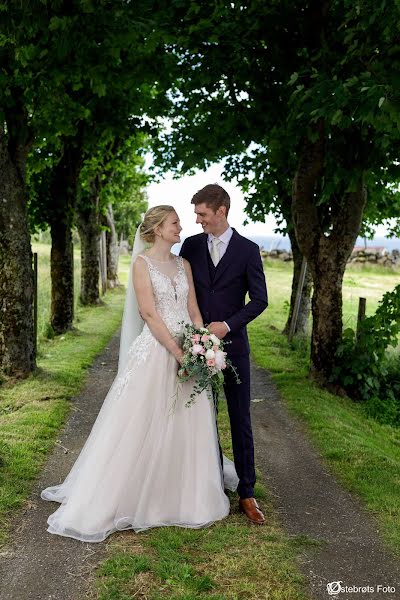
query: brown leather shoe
[{"left": 239, "top": 497, "right": 265, "bottom": 525}]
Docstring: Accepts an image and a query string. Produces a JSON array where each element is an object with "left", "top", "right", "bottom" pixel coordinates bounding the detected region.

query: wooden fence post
[{"left": 356, "top": 297, "right": 366, "bottom": 340}]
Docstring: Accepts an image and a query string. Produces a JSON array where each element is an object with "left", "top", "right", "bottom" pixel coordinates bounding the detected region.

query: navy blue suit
[{"left": 180, "top": 229, "right": 268, "bottom": 498}]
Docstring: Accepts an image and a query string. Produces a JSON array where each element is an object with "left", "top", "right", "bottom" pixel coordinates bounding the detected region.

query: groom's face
[{"left": 194, "top": 203, "right": 226, "bottom": 236}]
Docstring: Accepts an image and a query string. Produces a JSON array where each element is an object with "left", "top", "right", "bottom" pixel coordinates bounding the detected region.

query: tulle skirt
[{"left": 41, "top": 335, "right": 237, "bottom": 543}]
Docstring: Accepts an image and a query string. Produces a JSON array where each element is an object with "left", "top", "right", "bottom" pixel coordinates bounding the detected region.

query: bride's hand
[{"left": 174, "top": 349, "right": 184, "bottom": 365}]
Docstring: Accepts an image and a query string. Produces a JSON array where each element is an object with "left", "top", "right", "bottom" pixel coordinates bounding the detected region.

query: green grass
[
  {"left": 32, "top": 242, "right": 82, "bottom": 341},
  {"left": 94, "top": 398, "right": 310, "bottom": 600},
  {"left": 264, "top": 257, "right": 400, "bottom": 334},
  {"left": 342, "top": 262, "right": 400, "bottom": 330},
  {"left": 248, "top": 258, "right": 400, "bottom": 556}
]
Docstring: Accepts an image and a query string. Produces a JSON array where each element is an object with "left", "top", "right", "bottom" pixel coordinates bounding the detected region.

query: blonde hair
[{"left": 140, "top": 205, "right": 176, "bottom": 243}]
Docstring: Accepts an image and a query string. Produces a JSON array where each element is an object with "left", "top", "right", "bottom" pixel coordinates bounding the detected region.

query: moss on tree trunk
[
  {"left": 50, "top": 217, "right": 74, "bottom": 333},
  {"left": 48, "top": 136, "right": 83, "bottom": 333},
  {"left": 0, "top": 133, "right": 35, "bottom": 377},
  {"left": 77, "top": 185, "right": 101, "bottom": 306},
  {"left": 105, "top": 204, "right": 120, "bottom": 289}
]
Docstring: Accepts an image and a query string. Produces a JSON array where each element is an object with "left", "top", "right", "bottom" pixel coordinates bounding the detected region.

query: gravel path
[
  {"left": 0, "top": 333, "right": 399, "bottom": 600},
  {"left": 250, "top": 361, "right": 400, "bottom": 600},
  {"left": 0, "top": 333, "right": 121, "bottom": 600}
]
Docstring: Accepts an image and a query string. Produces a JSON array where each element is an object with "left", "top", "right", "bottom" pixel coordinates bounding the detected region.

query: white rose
[
  {"left": 191, "top": 344, "right": 204, "bottom": 355},
  {"left": 205, "top": 349, "right": 215, "bottom": 360},
  {"left": 209, "top": 334, "right": 221, "bottom": 346},
  {"left": 215, "top": 350, "right": 227, "bottom": 369}
]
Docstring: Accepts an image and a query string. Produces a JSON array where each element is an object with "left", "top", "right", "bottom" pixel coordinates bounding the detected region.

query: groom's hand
[{"left": 208, "top": 321, "right": 229, "bottom": 339}]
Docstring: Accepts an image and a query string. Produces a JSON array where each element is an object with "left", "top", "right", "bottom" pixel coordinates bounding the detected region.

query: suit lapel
[
  {"left": 213, "top": 229, "right": 240, "bottom": 285},
  {"left": 200, "top": 233, "right": 212, "bottom": 285}
]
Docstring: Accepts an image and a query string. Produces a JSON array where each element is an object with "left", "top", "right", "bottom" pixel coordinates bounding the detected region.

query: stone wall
[
  {"left": 261, "top": 248, "right": 293, "bottom": 262},
  {"left": 260, "top": 247, "right": 400, "bottom": 267},
  {"left": 348, "top": 248, "right": 399, "bottom": 266}
]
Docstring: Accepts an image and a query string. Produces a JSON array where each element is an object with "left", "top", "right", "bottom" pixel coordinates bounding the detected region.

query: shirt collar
[{"left": 208, "top": 226, "right": 233, "bottom": 245}]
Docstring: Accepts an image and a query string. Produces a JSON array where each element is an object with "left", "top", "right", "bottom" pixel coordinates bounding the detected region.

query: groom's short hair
[{"left": 191, "top": 184, "right": 230, "bottom": 215}]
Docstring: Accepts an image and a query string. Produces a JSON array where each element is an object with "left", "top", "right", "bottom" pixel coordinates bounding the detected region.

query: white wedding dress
[{"left": 41, "top": 254, "right": 237, "bottom": 543}]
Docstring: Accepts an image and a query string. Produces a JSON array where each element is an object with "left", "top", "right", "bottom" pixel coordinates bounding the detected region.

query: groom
[{"left": 180, "top": 184, "right": 268, "bottom": 524}]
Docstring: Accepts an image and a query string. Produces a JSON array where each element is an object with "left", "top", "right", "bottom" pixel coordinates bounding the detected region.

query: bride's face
[{"left": 158, "top": 211, "right": 182, "bottom": 243}]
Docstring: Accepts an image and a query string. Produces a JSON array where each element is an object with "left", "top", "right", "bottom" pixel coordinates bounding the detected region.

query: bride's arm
[
  {"left": 133, "top": 257, "right": 184, "bottom": 363},
  {"left": 182, "top": 259, "right": 204, "bottom": 328}
]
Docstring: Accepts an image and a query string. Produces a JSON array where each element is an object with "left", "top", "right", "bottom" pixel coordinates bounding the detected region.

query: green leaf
[
  {"left": 378, "top": 97, "right": 385, "bottom": 108},
  {"left": 288, "top": 72, "right": 299, "bottom": 86},
  {"left": 331, "top": 109, "right": 343, "bottom": 125}
]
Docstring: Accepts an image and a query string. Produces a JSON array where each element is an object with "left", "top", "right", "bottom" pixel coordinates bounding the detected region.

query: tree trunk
[
  {"left": 308, "top": 182, "right": 366, "bottom": 382},
  {"left": 292, "top": 124, "right": 367, "bottom": 383},
  {"left": 105, "top": 203, "right": 120, "bottom": 288},
  {"left": 48, "top": 135, "right": 83, "bottom": 333},
  {"left": 282, "top": 226, "right": 312, "bottom": 337},
  {"left": 76, "top": 182, "right": 101, "bottom": 305},
  {"left": 309, "top": 248, "right": 346, "bottom": 380},
  {"left": 0, "top": 134, "right": 35, "bottom": 377},
  {"left": 49, "top": 217, "right": 74, "bottom": 333}
]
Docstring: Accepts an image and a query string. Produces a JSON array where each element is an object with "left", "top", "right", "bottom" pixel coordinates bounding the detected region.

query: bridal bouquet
[{"left": 177, "top": 324, "right": 240, "bottom": 407}]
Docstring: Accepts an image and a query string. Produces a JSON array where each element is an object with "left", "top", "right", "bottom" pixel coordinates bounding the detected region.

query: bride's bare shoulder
[
  {"left": 181, "top": 257, "right": 192, "bottom": 269},
  {"left": 132, "top": 255, "right": 150, "bottom": 279}
]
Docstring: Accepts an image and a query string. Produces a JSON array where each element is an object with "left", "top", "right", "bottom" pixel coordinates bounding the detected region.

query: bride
[{"left": 41, "top": 205, "right": 237, "bottom": 543}]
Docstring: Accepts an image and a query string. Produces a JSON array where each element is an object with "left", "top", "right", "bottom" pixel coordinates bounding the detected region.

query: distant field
[
  {"left": 263, "top": 257, "right": 400, "bottom": 333},
  {"left": 342, "top": 263, "right": 400, "bottom": 330},
  {"left": 32, "top": 243, "right": 398, "bottom": 347}
]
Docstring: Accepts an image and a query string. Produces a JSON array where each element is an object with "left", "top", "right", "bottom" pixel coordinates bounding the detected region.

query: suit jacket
[{"left": 180, "top": 229, "right": 268, "bottom": 356}]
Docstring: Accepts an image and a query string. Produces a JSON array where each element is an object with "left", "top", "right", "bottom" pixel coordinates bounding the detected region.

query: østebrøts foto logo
[{"left": 326, "top": 581, "right": 342, "bottom": 595}]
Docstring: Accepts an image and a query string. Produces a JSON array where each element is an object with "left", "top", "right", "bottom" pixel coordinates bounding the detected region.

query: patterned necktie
[{"left": 210, "top": 238, "right": 222, "bottom": 266}]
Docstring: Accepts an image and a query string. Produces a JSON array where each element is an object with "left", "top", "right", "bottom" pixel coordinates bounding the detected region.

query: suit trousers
[{"left": 216, "top": 354, "right": 255, "bottom": 499}]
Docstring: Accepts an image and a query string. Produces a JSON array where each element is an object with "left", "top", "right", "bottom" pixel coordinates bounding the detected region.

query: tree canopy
[
  {"left": 153, "top": 0, "right": 400, "bottom": 230},
  {"left": 149, "top": 0, "right": 400, "bottom": 380},
  {"left": 0, "top": 0, "right": 176, "bottom": 375}
]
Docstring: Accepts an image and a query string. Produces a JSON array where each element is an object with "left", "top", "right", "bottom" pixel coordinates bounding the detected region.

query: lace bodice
[
  {"left": 137, "top": 254, "right": 190, "bottom": 337},
  {"left": 114, "top": 254, "right": 190, "bottom": 397}
]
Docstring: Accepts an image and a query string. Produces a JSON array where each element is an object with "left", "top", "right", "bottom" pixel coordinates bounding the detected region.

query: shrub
[{"left": 331, "top": 284, "right": 400, "bottom": 426}]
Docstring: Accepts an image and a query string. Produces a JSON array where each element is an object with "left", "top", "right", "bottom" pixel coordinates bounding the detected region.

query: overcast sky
[
  {"left": 146, "top": 159, "right": 391, "bottom": 239},
  {"left": 146, "top": 160, "right": 281, "bottom": 239}
]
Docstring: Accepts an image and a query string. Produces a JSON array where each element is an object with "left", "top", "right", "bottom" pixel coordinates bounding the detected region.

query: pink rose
[
  {"left": 201, "top": 334, "right": 210, "bottom": 342},
  {"left": 207, "top": 358, "right": 216, "bottom": 367},
  {"left": 191, "top": 334, "right": 201, "bottom": 343}
]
